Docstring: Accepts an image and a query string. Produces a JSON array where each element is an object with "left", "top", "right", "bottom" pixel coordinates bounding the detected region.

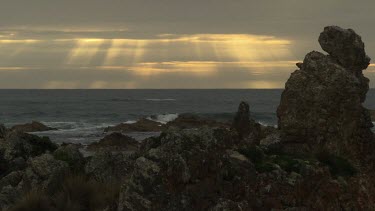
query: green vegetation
[
  {"left": 316, "top": 152, "right": 357, "bottom": 177},
  {"left": 238, "top": 146, "right": 264, "bottom": 164},
  {"left": 239, "top": 145, "right": 358, "bottom": 178},
  {"left": 239, "top": 145, "right": 308, "bottom": 173},
  {"left": 28, "top": 135, "right": 58, "bottom": 157},
  {"left": 9, "top": 191, "right": 52, "bottom": 211},
  {"left": 10, "top": 174, "right": 120, "bottom": 211}
]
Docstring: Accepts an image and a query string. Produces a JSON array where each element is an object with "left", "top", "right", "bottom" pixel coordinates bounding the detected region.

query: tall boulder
[
  {"left": 232, "top": 101, "right": 261, "bottom": 144},
  {"left": 319, "top": 26, "right": 370, "bottom": 72},
  {"left": 0, "top": 125, "right": 7, "bottom": 139},
  {"left": 277, "top": 26, "right": 374, "bottom": 162},
  {"left": 232, "top": 102, "right": 252, "bottom": 139}
]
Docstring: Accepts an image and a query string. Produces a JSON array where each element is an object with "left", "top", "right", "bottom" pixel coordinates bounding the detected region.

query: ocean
[{"left": 1, "top": 89, "right": 374, "bottom": 144}]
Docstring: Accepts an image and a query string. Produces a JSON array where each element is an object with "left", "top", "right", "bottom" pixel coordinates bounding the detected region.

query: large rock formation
[
  {"left": 166, "top": 113, "right": 229, "bottom": 129},
  {"left": 117, "top": 127, "right": 254, "bottom": 210},
  {"left": 277, "top": 26, "right": 374, "bottom": 162}
]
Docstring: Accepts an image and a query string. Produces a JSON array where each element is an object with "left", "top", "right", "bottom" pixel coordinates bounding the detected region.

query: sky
[{"left": 0, "top": 0, "right": 374, "bottom": 89}]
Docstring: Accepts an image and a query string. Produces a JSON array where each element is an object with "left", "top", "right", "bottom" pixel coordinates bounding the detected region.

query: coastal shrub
[
  {"left": 238, "top": 146, "right": 264, "bottom": 164},
  {"left": 10, "top": 191, "right": 53, "bottom": 211},
  {"left": 29, "top": 135, "right": 58, "bottom": 156},
  {"left": 53, "top": 174, "right": 120, "bottom": 211},
  {"left": 10, "top": 174, "right": 121, "bottom": 211},
  {"left": 255, "top": 162, "right": 276, "bottom": 173},
  {"left": 273, "top": 155, "right": 301, "bottom": 173},
  {"left": 316, "top": 152, "right": 357, "bottom": 177}
]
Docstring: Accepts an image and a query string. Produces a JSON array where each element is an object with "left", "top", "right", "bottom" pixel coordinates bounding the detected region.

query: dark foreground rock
[
  {"left": 85, "top": 151, "right": 136, "bottom": 183},
  {"left": 277, "top": 26, "right": 374, "bottom": 163},
  {"left": 118, "top": 126, "right": 375, "bottom": 210},
  {"left": 87, "top": 132, "right": 139, "bottom": 151},
  {"left": 11, "top": 121, "right": 56, "bottom": 133}
]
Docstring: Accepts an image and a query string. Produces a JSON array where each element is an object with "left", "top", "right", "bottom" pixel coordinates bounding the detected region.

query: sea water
[{"left": 0, "top": 89, "right": 374, "bottom": 144}]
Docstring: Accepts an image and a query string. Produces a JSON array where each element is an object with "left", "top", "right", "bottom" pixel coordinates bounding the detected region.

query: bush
[
  {"left": 10, "top": 191, "right": 54, "bottom": 211},
  {"left": 273, "top": 155, "right": 301, "bottom": 173},
  {"left": 238, "top": 146, "right": 264, "bottom": 164},
  {"left": 28, "top": 135, "right": 58, "bottom": 156},
  {"left": 10, "top": 174, "right": 120, "bottom": 211},
  {"left": 255, "top": 162, "right": 276, "bottom": 173},
  {"left": 316, "top": 152, "right": 357, "bottom": 177}
]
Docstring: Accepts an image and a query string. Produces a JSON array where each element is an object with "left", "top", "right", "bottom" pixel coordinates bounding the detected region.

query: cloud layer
[{"left": 0, "top": 0, "right": 374, "bottom": 88}]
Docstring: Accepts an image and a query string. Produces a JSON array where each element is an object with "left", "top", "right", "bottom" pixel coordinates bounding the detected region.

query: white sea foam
[
  {"left": 145, "top": 98, "right": 176, "bottom": 101},
  {"left": 123, "top": 120, "right": 137, "bottom": 124},
  {"left": 148, "top": 113, "right": 179, "bottom": 124}
]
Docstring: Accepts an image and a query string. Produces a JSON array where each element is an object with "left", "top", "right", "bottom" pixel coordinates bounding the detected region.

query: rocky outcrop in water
[
  {"left": 11, "top": 121, "right": 57, "bottom": 133},
  {"left": 104, "top": 118, "right": 164, "bottom": 133},
  {"left": 87, "top": 132, "right": 139, "bottom": 151},
  {"left": 166, "top": 113, "right": 229, "bottom": 129},
  {"left": 277, "top": 26, "right": 374, "bottom": 162}
]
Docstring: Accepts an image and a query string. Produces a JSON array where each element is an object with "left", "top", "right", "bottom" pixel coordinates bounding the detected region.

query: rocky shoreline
[{"left": 1, "top": 26, "right": 375, "bottom": 210}]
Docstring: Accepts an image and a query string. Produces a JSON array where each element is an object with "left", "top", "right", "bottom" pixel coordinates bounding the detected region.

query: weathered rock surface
[
  {"left": 23, "top": 154, "right": 69, "bottom": 192},
  {"left": 11, "top": 121, "right": 56, "bottom": 133},
  {"left": 319, "top": 26, "right": 370, "bottom": 71},
  {"left": 0, "top": 132, "right": 58, "bottom": 177},
  {"left": 87, "top": 132, "right": 139, "bottom": 151},
  {"left": 53, "top": 144, "right": 85, "bottom": 170},
  {"left": 104, "top": 118, "right": 164, "bottom": 133},
  {"left": 277, "top": 26, "right": 374, "bottom": 162},
  {"left": 118, "top": 125, "right": 375, "bottom": 210},
  {"left": 118, "top": 127, "right": 256, "bottom": 210},
  {"left": 85, "top": 151, "right": 135, "bottom": 183}
]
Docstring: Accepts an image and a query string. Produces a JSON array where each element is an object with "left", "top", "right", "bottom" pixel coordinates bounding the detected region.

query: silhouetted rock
[
  {"left": 166, "top": 113, "right": 229, "bottom": 129},
  {"left": 232, "top": 102, "right": 252, "bottom": 139},
  {"left": 319, "top": 26, "right": 370, "bottom": 71},
  {"left": 104, "top": 118, "right": 164, "bottom": 133},
  {"left": 11, "top": 121, "right": 56, "bottom": 133},
  {"left": 370, "top": 109, "right": 375, "bottom": 121},
  {"left": 0, "top": 125, "right": 7, "bottom": 139},
  {"left": 277, "top": 26, "right": 374, "bottom": 162},
  {"left": 87, "top": 132, "right": 139, "bottom": 151}
]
